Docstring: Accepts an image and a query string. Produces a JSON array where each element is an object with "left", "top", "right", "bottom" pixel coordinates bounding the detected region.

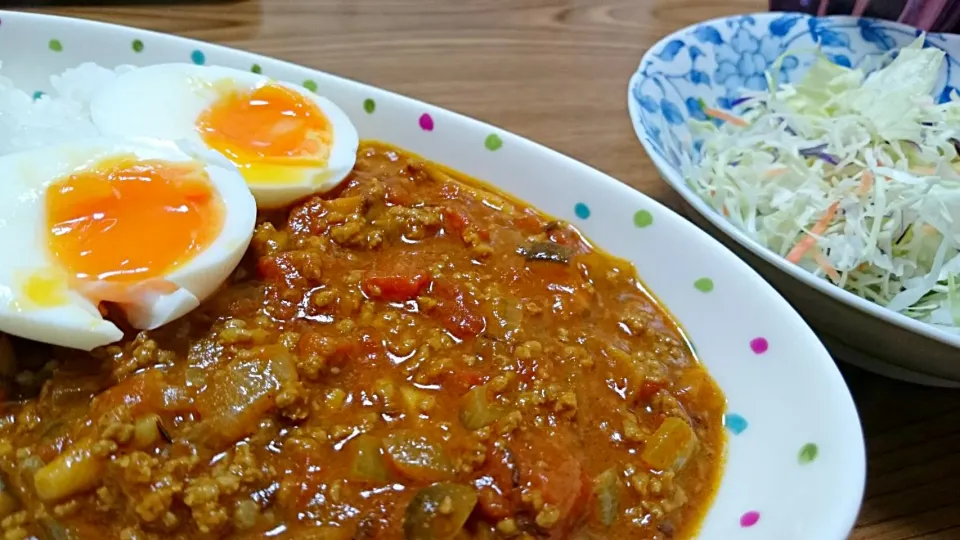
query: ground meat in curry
[{"left": 0, "top": 142, "right": 725, "bottom": 539}]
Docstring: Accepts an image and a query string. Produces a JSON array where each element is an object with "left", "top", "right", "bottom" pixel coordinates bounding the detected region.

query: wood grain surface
[{"left": 15, "top": 0, "right": 960, "bottom": 538}]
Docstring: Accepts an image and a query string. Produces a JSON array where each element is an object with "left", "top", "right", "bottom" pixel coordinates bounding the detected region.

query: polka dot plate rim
[{"left": 0, "top": 10, "right": 865, "bottom": 539}]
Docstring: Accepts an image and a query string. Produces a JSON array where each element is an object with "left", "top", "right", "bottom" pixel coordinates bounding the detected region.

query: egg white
[
  {"left": 0, "top": 137, "right": 256, "bottom": 350},
  {"left": 89, "top": 63, "right": 360, "bottom": 209}
]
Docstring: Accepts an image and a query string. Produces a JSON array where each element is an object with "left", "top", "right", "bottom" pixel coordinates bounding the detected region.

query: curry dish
[{"left": 0, "top": 143, "right": 725, "bottom": 539}]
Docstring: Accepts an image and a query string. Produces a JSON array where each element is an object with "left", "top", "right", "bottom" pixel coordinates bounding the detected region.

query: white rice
[{"left": 0, "top": 62, "right": 135, "bottom": 155}]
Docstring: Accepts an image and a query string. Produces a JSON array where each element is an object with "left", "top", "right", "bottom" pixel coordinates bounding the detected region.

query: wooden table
[{"left": 20, "top": 0, "right": 960, "bottom": 538}]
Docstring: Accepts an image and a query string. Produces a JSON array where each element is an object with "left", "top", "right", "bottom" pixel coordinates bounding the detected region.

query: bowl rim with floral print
[{"left": 629, "top": 11, "right": 960, "bottom": 383}]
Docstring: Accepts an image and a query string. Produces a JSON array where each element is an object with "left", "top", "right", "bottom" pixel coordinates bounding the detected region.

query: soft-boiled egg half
[
  {"left": 0, "top": 138, "right": 256, "bottom": 350},
  {"left": 90, "top": 64, "right": 359, "bottom": 209}
]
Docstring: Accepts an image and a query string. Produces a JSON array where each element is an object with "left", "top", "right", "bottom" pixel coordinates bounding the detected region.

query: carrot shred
[
  {"left": 856, "top": 170, "right": 874, "bottom": 196},
  {"left": 785, "top": 201, "right": 840, "bottom": 264},
  {"left": 813, "top": 247, "right": 841, "bottom": 282},
  {"left": 703, "top": 107, "right": 749, "bottom": 127},
  {"left": 697, "top": 98, "right": 749, "bottom": 127},
  {"left": 763, "top": 167, "right": 789, "bottom": 179}
]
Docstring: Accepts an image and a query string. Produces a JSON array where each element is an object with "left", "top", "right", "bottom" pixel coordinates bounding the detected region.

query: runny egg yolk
[
  {"left": 196, "top": 83, "right": 332, "bottom": 175},
  {"left": 46, "top": 156, "right": 224, "bottom": 284}
]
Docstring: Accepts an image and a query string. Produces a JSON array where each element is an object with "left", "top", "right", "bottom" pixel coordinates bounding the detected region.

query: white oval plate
[{"left": 1, "top": 10, "right": 865, "bottom": 539}]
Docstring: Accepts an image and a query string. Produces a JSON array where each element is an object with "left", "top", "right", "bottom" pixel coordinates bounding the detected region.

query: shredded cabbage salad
[{"left": 687, "top": 37, "right": 960, "bottom": 333}]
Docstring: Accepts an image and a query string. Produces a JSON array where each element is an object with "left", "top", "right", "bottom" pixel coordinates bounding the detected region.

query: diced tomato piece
[
  {"left": 263, "top": 291, "right": 299, "bottom": 321},
  {"left": 297, "top": 332, "right": 325, "bottom": 357},
  {"left": 298, "top": 333, "right": 356, "bottom": 371},
  {"left": 262, "top": 252, "right": 323, "bottom": 285},
  {"left": 458, "top": 368, "right": 485, "bottom": 388},
  {"left": 512, "top": 435, "right": 591, "bottom": 537},
  {"left": 289, "top": 193, "right": 366, "bottom": 230},
  {"left": 287, "top": 196, "right": 328, "bottom": 235},
  {"left": 476, "top": 485, "right": 511, "bottom": 521},
  {"left": 384, "top": 183, "right": 414, "bottom": 206},
  {"left": 514, "top": 212, "right": 544, "bottom": 234},
  {"left": 429, "top": 280, "right": 485, "bottom": 340},
  {"left": 258, "top": 252, "right": 321, "bottom": 290},
  {"left": 639, "top": 379, "right": 666, "bottom": 402},
  {"left": 362, "top": 272, "right": 432, "bottom": 303},
  {"left": 474, "top": 445, "right": 518, "bottom": 521},
  {"left": 445, "top": 367, "right": 485, "bottom": 394},
  {"left": 257, "top": 255, "right": 288, "bottom": 282},
  {"left": 442, "top": 206, "right": 471, "bottom": 236}
]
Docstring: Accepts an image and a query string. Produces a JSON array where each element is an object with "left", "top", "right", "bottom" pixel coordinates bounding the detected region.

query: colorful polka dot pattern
[
  {"left": 633, "top": 209, "right": 654, "bottom": 228},
  {"left": 724, "top": 413, "right": 748, "bottom": 435},
  {"left": 694, "top": 277, "right": 714, "bottom": 293},
  {"left": 21, "top": 33, "right": 826, "bottom": 535},
  {"left": 574, "top": 202, "right": 591, "bottom": 219},
  {"left": 750, "top": 337, "right": 769, "bottom": 354},
  {"left": 798, "top": 443, "right": 819, "bottom": 464},
  {"left": 419, "top": 113, "right": 434, "bottom": 131},
  {"left": 740, "top": 511, "right": 760, "bottom": 527}
]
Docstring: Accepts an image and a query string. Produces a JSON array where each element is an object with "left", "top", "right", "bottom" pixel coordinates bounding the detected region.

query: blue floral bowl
[{"left": 628, "top": 12, "right": 960, "bottom": 385}]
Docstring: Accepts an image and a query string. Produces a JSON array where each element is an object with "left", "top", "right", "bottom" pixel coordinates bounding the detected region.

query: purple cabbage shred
[{"left": 799, "top": 144, "right": 839, "bottom": 165}]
